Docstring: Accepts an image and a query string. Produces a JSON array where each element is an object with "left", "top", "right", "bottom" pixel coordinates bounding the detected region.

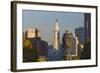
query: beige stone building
[{"left": 25, "top": 28, "right": 40, "bottom": 38}]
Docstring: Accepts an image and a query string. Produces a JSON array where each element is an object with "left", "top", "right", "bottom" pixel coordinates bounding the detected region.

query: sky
[{"left": 22, "top": 10, "right": 84, "bottom": 45}]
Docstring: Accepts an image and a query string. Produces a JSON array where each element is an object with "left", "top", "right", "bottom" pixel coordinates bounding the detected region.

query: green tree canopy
[{"left": 23, "top": 39, "right": 31, "bottom": 49}]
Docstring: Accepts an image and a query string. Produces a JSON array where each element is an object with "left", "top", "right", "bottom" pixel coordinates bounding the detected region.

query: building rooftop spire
[
  {"left": 55, "top": 19, "right": 59, "bottom": 31},
  {"left": 56, "top": 19, "right": 58, "bottom": 22}
]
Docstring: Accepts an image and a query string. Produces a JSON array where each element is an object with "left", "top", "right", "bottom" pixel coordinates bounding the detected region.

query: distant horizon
[{"left": 22, "top": 10, "right": 85, "bottom": 45}]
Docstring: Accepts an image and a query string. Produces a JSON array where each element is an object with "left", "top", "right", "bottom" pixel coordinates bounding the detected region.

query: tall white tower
[{"left": 53, "top": 19, "right": 60, "bottom": 50}]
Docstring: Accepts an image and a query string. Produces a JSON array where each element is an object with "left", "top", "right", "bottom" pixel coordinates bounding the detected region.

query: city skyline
[{"left": 23, "top": 10, "right": 84, "bottom": 45}]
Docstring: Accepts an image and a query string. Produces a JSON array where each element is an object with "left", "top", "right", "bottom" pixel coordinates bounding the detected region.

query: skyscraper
[
  {"left": 75, "top": 27, "right": 84, "bottom": 44},
  {"left": 53, "top": 19, "right": 60, "bottom": 50},
  {"left": 84, "top": 13, "right": 91, "bottom": 41}
]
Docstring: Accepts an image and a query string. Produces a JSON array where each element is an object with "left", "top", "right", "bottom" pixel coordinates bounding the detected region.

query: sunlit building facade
[{"left": 25, "top": 28, "right": 40, "bottom": 38}]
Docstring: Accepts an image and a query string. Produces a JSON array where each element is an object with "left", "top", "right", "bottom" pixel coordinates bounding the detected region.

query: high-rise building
[
  {"left": 80, "top": 13, "right": 91, "bottom": 59},
  {"left": 53, "top": 19, "right": 60, "bottom": 50},
  {"left": 75, "top": 27, "right": 84, "bottom": 44},
  {"left": 84, "top": 13, "right": 91, "bottom": 41},
  {"left": 25, "top": 28, "right": 40, "bottom": 38}
]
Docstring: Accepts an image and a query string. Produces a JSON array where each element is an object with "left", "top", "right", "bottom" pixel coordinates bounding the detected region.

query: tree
[
  {"left": 23, "top": 39, "right": 31, "bottom": 49},
  {"left": 80, "top": 40, "right": 91, "bottom": 59},
  {"left": 23, "top": 39, "right": 38, "bottom": 62}
]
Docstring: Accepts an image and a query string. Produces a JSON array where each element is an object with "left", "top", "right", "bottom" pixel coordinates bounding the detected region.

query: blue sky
[{"left": 22, "top": 10, "right": 84, "bottom": 45}]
